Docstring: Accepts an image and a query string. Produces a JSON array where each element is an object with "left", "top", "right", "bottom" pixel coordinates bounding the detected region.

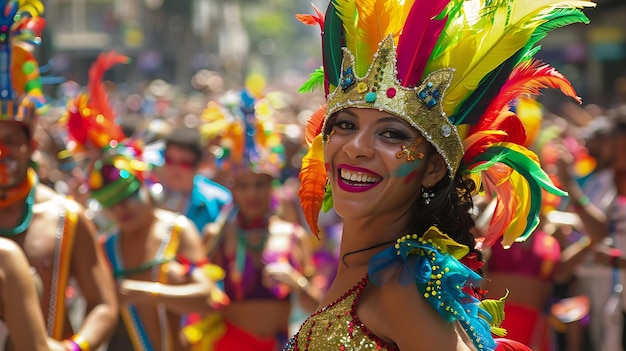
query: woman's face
[
  {"left": 232, "top": 172, "right": 273, "bottom": 219},
  {"left": 324, "top": 108, "right": 435, "bottom": 220}
]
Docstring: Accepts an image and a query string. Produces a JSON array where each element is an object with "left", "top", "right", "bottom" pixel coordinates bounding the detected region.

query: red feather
[
  {"left": 491, "top": 111, "right": 527, "bottom": 145},
  {"left": 396, "top": 0, "right": 450, "bottom": 87},
  {"left": 474, "top": 59, "right": 580, "bottom": 132},
  {"left": 295, "top": 4, "right": 324, "bottom": 30},
  {"left": 87, "top": 51, "right": 130, "bottom": 127},
  {"left": 494, "top": 338, "right": 532, "bottom": 351},
  {"left": 86, "top": 51, "right": 130, "bottom": 143}
]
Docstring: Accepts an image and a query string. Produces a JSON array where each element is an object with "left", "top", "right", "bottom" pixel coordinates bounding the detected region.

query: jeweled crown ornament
[
  {"left": 0, "top": 0, "right": 46, "bottom": 133},
  {"left": 325, "top": 35, "right": 461, "bottom": 176}
]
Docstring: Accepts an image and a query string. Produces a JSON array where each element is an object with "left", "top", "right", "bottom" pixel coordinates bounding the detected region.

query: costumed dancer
[
  {"left": 152, "top": 125, "right": 233, "bottom": 236},
  {"left": 0, "top": 1, "right": 118, "bottom": 350},
  {"left": 289, "top": 0, "right": 595, "bottom": 349},
  {"left": 62, "top": 51, "right": 230, "bottom": 351},
  {"left": 190, "top": 89, "right": 321, "bottom": 351}
]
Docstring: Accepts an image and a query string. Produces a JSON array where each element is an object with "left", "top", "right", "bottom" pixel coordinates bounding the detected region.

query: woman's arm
[{"left": 119, "top": 216, "right": 222, "bottom": 315}]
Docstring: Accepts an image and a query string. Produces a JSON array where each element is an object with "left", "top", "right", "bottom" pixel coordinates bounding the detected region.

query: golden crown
[{"left": 323, "top": 35, "right": 463, "bottom": 177}]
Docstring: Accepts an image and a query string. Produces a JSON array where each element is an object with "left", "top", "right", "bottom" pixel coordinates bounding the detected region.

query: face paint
[
  {"left": 323, "top": 129, "right": 336, "bottom": 145},
  {"left": 396, "top": 137, "right": 425, "bottom": 162},
  {"left": 394, "top": 161, "right": 423, "bottom": 185}
]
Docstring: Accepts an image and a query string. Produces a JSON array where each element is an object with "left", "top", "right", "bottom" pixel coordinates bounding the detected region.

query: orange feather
[{"left": 298, "top": 135, "right": 327, "bottom": 237}]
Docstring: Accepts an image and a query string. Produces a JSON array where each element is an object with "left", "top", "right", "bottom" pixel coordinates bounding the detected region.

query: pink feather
[{"left": 396, "top": 0, "right": 450, "bottom": 87}]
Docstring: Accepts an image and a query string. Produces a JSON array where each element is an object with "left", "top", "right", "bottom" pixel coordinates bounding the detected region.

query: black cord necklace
[{"left": 341, "top": 238, "right": 397, "bottom": 267}]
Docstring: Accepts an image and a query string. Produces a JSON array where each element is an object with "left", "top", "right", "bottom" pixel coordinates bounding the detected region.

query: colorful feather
[
  {"left": 295, "top": 4, "right": 324, "bottom": 30},
  {"left": 64, "top": 51, "right": 129, "bottom": 150},
  {"left": 87, "top": 51, "right": 130, "bottom": 127},
  {"left": 520, "top": 8, "right": 590, "bottom": 63},
  {"left": 426, "top": 0, "right": 595, "bottom": 117},
  {"left": 298, "top": 67, "right": 325, "bottom": 94},
  {"left": 323, "top": 1, "right": 345, "bottom": 91},
  {"left": 450, "top": 7, "right": 588, "bottom": 127},
  {"left": 396, "top": 0, "right": 450, "bottom": 87},
  {"left": 467, "top": 142, "right": 567, "bottom": 247},
  {"left": 305, "top": 105, "right": 326, "bottom": 146},
  {"left": 494, "top": 338, "right": 533, "bottom": 351},
  {"left": 298, "top": 134, "right": 327, "bottom": 238},
  {"left": 474, "top": 60, "right": 579, "bottom": 133}
]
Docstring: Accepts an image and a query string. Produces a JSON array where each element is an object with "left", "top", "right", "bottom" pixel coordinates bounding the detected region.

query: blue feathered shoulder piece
[{"left": 368, "top": 226, "right": 499, "bottom": 351}]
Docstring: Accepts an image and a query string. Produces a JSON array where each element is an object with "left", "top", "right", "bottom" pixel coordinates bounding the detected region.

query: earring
[{"left": 422, "top": 187, "right": 435, "bottom": 205}]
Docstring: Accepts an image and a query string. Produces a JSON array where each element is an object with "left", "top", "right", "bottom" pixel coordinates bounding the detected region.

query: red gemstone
[{"left": 386, "top": 88, "right": 397, "bottom": 98}]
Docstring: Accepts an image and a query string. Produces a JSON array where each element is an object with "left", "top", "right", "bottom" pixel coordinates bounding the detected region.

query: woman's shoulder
[{"left": 363, "top": 277, "right": 470, "bottom": 350}]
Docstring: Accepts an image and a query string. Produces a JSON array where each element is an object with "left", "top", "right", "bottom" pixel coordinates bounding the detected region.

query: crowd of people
[{"left": 5, "top": 0, "right": 626, "bottom": 350}]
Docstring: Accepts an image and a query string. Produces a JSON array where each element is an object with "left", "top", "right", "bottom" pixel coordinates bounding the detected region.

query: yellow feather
[
  {"left": 353, "top": 0, "right": 414, "bottom": 75},
  {"left": 18, "top": 0, "right": 45, "bottom": 16},
  {"left": 500, "top": 171, "right": 530, "bottom": 248},
  {"left": 428, "top": 0, "right": 595, "bottom": 116}
]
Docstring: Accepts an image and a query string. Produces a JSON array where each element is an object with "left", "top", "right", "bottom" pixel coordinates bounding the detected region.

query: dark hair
[
  {"left": 164, "top": 127, "right": 203, "bottom": 165},
  {"left": 413, "top": 164, "right": 483, "bottom": 272}
]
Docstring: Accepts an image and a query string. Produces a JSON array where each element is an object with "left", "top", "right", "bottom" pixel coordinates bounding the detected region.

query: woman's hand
[{"left": 262, "top": 262, "right": 309, "bottom": 291}]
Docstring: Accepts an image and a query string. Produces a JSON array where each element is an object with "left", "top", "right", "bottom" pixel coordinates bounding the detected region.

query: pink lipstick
[{"left": 336, "top": 164, "right": 382, "bottom": 193}]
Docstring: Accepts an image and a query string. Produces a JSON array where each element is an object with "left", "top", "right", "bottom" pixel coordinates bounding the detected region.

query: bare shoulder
[
  {"left": 0, "top": 238, "right": 25, "bottom": 260},
  {"left": 363, "top": 276, "right": 464, "bottom": 350},
  {"left": 33, "top": 184, "right": 84, "bottom": 215},
  {"left": 0, "top": 238, "right": 30, "bottom": 277}
]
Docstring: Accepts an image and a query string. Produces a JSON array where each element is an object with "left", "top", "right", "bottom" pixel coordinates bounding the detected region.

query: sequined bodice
[{"left": 285, "top": 275, "right": 398, "bottom": 350}]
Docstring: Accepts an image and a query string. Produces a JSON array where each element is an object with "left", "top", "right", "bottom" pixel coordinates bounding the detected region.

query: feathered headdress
[
  {"left": 297, "top": 0, "right": 594, "bottom": 248},
  {"left": 0, "top": 0, "right": 46, "bottom": 133},
  {"left": 204, "top": 89, "right": 286, "bottom": 180},
  {"left": 63, "top": 51, "right": 130, "bottom": 152},
  {"left": 61, "top": 51, "right": 145, "bottom": 208}
]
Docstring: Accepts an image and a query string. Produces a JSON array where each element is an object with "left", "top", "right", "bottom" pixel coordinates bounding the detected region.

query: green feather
[
  {"left": 470, "top": 145, "right": 568, "bottom": 240},
  {"left": 298, "top": 68, "right": 325, "bottom": 93},
  {"left": 322, "top": 184, "right": 334, "bottom": 213},
  {"left": 518, "top": 8, "right": 589, "bottom": 64},
  {"left": 323, "top": 2, "right": 344, "bottom": 88}
]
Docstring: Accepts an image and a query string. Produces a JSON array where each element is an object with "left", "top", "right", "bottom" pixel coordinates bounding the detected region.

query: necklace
[
  {"left": 0, "top": 180, "right": 37, "bottom": 236},
  {"left": 341, "top": 238, "right": 398, "bottom": 267}
]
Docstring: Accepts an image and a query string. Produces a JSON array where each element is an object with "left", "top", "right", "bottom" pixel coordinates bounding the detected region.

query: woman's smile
[{"left": 337, "top": 164, "right": 383, "bottom": 193}]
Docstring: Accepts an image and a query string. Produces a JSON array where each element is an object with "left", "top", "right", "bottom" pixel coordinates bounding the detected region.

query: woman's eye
[
  {"left": 381, "top": 130, "right": 408, "bottom": 140},
  {"left": 335, "top": 120, "right": 355, "bottom": 130}
]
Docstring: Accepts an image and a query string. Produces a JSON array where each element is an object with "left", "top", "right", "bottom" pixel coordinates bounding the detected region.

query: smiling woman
[{"left": 289, "top": 0, "right": 596, "bottom": 350}]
